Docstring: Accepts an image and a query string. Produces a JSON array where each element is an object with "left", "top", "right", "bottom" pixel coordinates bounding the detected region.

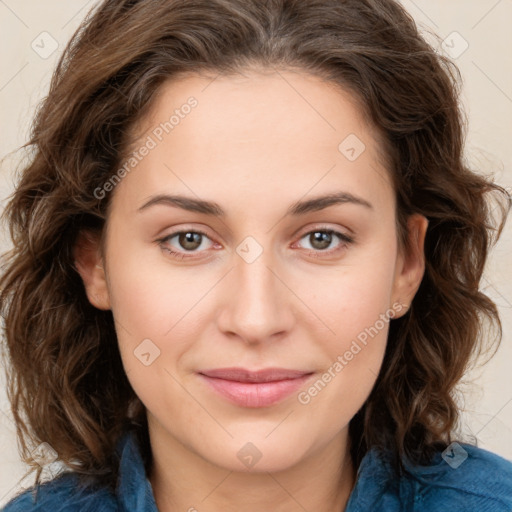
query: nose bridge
[{"left": 219, "top": 239, "right": 292, "bottom": 342}]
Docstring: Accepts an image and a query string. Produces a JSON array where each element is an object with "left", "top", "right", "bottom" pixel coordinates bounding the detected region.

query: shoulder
[
  {"left": 1, "top": 471, "right": 118, "bottom": 512},
  {"left": 405, "top": 443, "right": 512, "bottom": 510},
  {"left": 348, "top": 443, "right": 512, "bottom": 511}
]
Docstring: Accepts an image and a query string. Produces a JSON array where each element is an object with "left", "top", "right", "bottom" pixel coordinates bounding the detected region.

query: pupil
[
  {"left": 180, "top": 232, "right": 201, "bottom": 250},
  {"left": 312, "top": 231, "right": 331, "bottom": 250}
]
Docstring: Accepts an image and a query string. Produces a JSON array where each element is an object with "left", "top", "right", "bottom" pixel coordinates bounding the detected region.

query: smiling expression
[{"left": 76, "top": 68, "right": 426, "bottom": 473}]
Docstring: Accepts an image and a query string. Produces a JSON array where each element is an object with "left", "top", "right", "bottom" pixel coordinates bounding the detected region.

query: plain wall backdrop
[{"left": 1, "top": 0, "right": 511, "bottom": 506}]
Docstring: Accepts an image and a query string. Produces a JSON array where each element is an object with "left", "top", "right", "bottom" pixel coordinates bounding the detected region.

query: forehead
[{"left": 113, "top": 69, "right": 393, "bottom": 216}]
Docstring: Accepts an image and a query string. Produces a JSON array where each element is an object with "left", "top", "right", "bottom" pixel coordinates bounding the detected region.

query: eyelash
[{"left": 156, "top": 227, "right": 354, "bottom": 260}]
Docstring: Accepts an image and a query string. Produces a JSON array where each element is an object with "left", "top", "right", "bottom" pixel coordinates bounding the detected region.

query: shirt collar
[
  {"left": 113, "top": 428, "right": 425, "bottom": 511},
  {"left": 115, "top": 429, "right": 159, "bottom": 512}
]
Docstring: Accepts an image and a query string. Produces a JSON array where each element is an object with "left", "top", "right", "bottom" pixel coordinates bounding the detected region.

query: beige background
[{"left": 1, "top": 0, "right": 511, "bottom": 505}]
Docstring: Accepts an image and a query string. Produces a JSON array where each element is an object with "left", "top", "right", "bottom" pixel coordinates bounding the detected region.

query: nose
[{"left": 216, "top": 247, "right": 295, "bottom": 345}]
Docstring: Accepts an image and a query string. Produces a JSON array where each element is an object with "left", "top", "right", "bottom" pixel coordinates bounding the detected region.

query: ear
[
  {"left": 391, "top": 213, "right": 428, "bottom": 318},
  {"left": 73, "top": 229, "right": 111, "bottom": 310}
]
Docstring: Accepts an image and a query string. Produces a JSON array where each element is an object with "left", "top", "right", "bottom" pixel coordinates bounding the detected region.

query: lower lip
[{"left": 198, "top": 374, "right": 314, "bottom": 408}]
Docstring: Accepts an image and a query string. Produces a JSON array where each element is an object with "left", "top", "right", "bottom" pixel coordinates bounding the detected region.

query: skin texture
[{"left": 74, "top": 69, "right": 428, "bottom": 512}]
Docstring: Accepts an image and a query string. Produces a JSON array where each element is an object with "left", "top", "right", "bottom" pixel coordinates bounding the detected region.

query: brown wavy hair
[{"left": 1, "top": 0, "right": 510, "bottom": 494}]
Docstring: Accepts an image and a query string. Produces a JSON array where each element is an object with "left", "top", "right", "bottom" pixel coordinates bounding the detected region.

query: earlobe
[
  {"left": 392, "top": 213, "right": 428, "bottom": 317},
  {"left": 73, "top": 230, "right": 111, "bottom": 310}
]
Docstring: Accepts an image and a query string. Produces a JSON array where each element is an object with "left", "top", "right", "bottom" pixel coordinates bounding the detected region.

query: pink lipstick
[{"left": 198, "top": 367, "right": 314, "bottom": 408}]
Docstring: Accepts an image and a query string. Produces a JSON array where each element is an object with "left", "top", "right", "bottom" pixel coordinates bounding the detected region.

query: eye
[
  {"left": 157, "top": 229, "right": 216, "bottom": 260},
  {"left": 156, "top": 226, "right": 354, "bottom": 261},
  {"left": 295, "top": 228, "right": 354, "bottom": 257}
]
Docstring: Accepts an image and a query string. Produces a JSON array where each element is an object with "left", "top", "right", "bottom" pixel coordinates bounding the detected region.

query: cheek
[
  {"left": 103, "top": 237, "right": 178, "bottom": 373},
  {"left": 308, "top": 245, "right": 397, "bottom": 347},
  {"left": 294, "top": 267, "right": 396, "bottom": 435},
  {"left": 106, "top": 237, "right": 209, "bottom": 338},
  {"left": 300, "top": 245, "right": 397, "bottom": 398}
]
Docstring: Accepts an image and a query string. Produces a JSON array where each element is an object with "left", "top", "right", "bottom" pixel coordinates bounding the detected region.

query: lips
[
  {"left": 198, "top": 367, "right": 314, "bottom": 408},
  {"left": 199, "top": 367, "right": 312, "bottom": 383}
]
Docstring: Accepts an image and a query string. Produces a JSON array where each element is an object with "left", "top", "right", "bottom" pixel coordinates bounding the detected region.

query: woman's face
[{"left": 79, "top": 69, "right": 427, "bottom": 473}]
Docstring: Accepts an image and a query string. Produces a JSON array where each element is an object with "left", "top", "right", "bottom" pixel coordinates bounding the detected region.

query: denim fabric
[{"left": 2, "top": 430, "right": 512, "bottom": 511}]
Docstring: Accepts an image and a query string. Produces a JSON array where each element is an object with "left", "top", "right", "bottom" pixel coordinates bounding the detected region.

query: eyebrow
[{"left": 137, "top": 191, "right": 373, "bottom": 216}]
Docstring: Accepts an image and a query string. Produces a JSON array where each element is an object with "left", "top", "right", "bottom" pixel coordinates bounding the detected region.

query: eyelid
[
  {"left": 291, "top": 225, "right": 354, "bottom": 255},
  {"left": 295, "top": 223, "right": 354, "bottom": 241},
  {"left": 158, "top": 227, "right": 216, "bottom": 248}
]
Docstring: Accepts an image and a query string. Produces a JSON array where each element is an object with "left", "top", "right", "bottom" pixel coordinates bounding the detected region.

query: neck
[{"left": 147, "top": 418, "right": 356, "bottom": 512}]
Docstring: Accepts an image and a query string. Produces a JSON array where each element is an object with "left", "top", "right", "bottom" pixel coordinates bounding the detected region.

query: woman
[{"left": 1, "top": 0, "right": 511, "bottom": 510}]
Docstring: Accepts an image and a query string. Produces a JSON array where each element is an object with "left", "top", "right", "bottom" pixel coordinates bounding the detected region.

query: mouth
[{"left": 198, "top": 367, "right": 315, "bottom": 408}]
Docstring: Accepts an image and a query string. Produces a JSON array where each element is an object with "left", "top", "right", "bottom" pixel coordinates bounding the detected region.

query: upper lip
[{"left": 199, "top": 367, "right": 313, "bottom": 383}]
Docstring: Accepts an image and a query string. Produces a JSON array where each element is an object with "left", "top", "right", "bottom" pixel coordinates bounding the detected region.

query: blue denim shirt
[{"left": 2, "top": 429, "right": 512, "bottom": 511}]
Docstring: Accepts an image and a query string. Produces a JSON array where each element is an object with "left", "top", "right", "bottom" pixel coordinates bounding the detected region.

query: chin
[{"left": 201, "top": 434, "right": 311, "bottom": 474}]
